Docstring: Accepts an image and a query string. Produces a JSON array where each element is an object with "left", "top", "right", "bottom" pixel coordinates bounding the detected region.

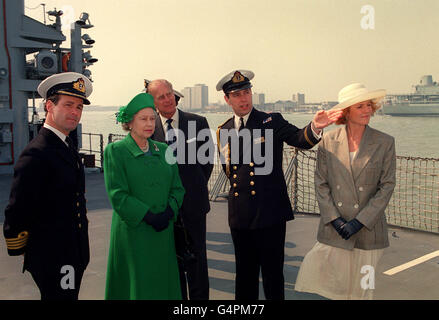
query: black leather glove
[
  {"left": 331, "top": 217, "right": 347, "bottom": 235},
  {"left": 340, "top": 218, "right": 364, "bottom": 240},
  {"left": 143, "top": 206, "right": 173, "bottom": 232},
  {"left": 162, "top": 205, "right": 174, "bottom": 220}
]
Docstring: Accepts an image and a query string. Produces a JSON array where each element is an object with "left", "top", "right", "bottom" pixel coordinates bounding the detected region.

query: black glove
[
  {"left": 162, "top": 205, "right": 174, "bottom": 220},
  {"left": 340, "top": 218, "right": 364, "bottom": 240},
  {"left": 143, "top": 206, "right": 174, "bottom": 232},
  {"left": 331, "top": 217, "right": 347, "bottom": 235}
]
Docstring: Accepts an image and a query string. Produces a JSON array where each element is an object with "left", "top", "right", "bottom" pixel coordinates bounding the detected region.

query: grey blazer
[{"left": 315, "top": 125, "right": 396, "bottom": 250}]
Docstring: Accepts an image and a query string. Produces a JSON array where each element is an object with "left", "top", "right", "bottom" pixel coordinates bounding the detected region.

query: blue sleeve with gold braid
[
  {"left": 3, "top": 148, "right": 46, "bottom": 256},
  {"left": 3, "top": 227, "right": 29, "bottom": 255}
]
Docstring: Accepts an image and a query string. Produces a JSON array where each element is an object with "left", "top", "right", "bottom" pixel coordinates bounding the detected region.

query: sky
[{"left": 24, "top": 0, "right": 439, "bottom": 106}]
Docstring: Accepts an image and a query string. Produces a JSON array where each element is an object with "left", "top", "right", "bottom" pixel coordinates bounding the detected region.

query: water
[
  {"left": 78, "top": 107, "right": 439, "bottom": 159},
  {"left": 39, "top": 108, "right": 439, "bottom": 233}
]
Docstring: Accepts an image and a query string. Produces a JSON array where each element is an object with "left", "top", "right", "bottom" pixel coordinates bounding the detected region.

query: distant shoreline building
[
  {"left": 252, "top": 92, "right": 265, "bottom": 106},
  {"left": 180, "top": 84, "right": 208, "bottom": 111},
  {"left": 292, "top": 93, "right": 305, "bottom": 106}
]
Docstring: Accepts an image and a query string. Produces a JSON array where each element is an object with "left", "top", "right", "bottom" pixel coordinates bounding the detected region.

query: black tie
[
  {"left": 238, "top": 117, "right": 245, "bottom": 164},
  {"left": 65, "top": 136, "right": 75, "bottom": 151},
  {"left": 165, "top": 119, "right": 177, "bottom": 156},
  {"left": 66, "top": 136, "right": 81, "bottom": 166},
  {"left": 239, "top": 117, "right": 245, "bottom": 131}
]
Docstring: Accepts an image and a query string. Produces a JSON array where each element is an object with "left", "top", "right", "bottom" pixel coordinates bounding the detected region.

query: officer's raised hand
[{"left": 312, "top": 109, "right": 344, "bottom": 130}]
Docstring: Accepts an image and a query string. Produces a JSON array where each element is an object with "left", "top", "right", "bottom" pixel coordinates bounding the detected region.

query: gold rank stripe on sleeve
[
  {"left": 304, "top": 124, "right": 316, "bottom": 147},
  {"left": 5, "top": 231, "right": 29, "bottom": 250}
]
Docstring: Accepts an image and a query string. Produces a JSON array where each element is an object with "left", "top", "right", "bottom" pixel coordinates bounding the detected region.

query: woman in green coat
[{"left": 103, "top": 93, "right": 185, "bottom": 299}]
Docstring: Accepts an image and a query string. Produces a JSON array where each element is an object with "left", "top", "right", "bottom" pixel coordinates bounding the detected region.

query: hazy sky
[{"left": 25, "top": 0, "right": 439, "bottom": 106}]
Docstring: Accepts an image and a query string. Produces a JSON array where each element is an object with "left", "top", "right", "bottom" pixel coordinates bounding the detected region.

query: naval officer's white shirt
[
  {"left": 44, "top": 122, "right": 68, "bottom": 146},
  {"left": 233, "top": 111, "right": 323, "bottom": 139},
  {"left": 233, "top": 112, "right": 251, "bottom": 131}
]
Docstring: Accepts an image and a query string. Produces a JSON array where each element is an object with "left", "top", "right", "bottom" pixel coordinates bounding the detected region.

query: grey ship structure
[
  {"left": 0, "top": 0, "right": 97, "bottom": 174},
  {"left": 382, "top": 75, "right": 439, "bottom": 116}
]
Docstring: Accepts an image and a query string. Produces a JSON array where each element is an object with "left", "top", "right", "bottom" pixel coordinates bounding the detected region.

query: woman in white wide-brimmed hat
[{"left": 295, "top": 83, "right": 397, "bottom": 300}]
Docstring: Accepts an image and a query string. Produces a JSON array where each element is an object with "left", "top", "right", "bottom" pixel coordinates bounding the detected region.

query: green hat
[{"left": 117, "top": 93, "right": 156, "bottom": 123}]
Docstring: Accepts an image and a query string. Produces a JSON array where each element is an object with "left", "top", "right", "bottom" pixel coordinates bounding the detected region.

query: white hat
[
  {"left": 37, "top": 72, "right": 93, "bottom": 105},
  {"left": 216, "top": 70, "right": 254, "bottom": 93},
  {"left": 330, "top": 83, "right": 386, "bottom": 111}
]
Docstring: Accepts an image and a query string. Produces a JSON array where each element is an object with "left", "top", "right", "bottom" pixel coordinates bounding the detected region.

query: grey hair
[{"left": 147, "top": 79, "right": 173, "bottom": 96}]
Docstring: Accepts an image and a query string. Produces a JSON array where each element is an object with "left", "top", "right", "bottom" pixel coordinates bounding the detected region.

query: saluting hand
[{"left": 312, "top": 110, "right": 344, "bottom": 130}]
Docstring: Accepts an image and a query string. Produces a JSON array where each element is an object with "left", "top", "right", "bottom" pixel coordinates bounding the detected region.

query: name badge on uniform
[
  {"left": 263, "top": 117, "right": 272, "bottom": 124},
  {"left": 254, "top": 136, "right": 265, "bottom": 144}
]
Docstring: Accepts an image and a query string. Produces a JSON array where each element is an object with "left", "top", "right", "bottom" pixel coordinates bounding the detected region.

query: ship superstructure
[
  {"left": 382, "top": 75, "right": 439, "bottom": 116},
  {"left": 0, "top": 0, "right": 97, "bottom": 174}
]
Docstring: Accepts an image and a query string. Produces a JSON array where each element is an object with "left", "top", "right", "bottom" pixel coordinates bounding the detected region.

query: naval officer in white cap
[
  {"left": 3, "top": 72, "right": 92, "bottom": 300},
  {"left": 215, "top": 69, "right": 342, "bottom": 300}
]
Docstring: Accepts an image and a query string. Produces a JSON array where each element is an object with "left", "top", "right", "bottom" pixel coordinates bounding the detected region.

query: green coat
[{"left": 103, "top": 134, "right": 185, "bottom": 300}]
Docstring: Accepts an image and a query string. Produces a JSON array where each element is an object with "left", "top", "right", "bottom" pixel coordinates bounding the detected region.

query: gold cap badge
[
  {"left": 232, "top": 71, "right": 244, "bottom": 83},
  {"left": 73, "top": 78, "right": 86, "bottom": 93}
]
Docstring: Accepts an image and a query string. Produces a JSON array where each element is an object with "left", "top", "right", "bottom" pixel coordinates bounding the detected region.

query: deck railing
[{"left": 79, "top": 133, "right": 104, "bottom": 171}]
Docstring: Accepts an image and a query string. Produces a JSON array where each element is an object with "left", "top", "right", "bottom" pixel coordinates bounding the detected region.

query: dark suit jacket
[
  {"left": 3, "top": 127, "right": 90, "bottom": 274},
  {"left": 216, "top": 107, "right": 320, "bottom": 229},
  {"left": 152, "top": 109, "right": 214, "bottom": 220}
]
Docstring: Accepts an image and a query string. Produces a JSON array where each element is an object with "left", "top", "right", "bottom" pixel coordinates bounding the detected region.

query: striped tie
[{"left": 166, "top": 119, "right": 177, "bottom": 156}]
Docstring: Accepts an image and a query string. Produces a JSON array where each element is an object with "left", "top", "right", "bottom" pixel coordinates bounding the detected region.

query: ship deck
[{"left": 0, "top": 172, "right": 438, "bottom": 300}]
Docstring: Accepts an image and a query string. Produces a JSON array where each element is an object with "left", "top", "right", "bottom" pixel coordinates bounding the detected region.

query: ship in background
[
  {"left": 382, "top": 75, "right": 439, "bottom": 116},
  {"left": 0, "top": 0, "right": 97, "bottom": 174}
]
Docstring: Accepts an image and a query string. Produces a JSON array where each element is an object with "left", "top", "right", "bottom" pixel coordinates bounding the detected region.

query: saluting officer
[
  {"left": 3, "top": 72, "right": 93, "bottom": 300},
  {"left": 215, "top": 70, "right": 342, "bottom": 300}
]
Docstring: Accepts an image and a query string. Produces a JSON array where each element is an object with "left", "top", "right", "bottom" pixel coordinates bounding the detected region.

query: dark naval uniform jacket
[
  {"left": 216, "top": 108, "right": 320, "bottom": 230},
  {"left": 3, "top": 127, "right": 90, "bottom": 276}
]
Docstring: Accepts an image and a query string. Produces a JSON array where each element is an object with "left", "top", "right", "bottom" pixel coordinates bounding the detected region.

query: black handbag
[{"left": 174, "top": 214, "right": 197, "bottom": 266}]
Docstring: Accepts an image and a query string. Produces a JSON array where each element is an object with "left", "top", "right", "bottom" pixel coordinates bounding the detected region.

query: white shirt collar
[
  {"left": 160, "top": 109, "right": 179, "bottom": 131},
  {"left": 234, "top": 111, "right": 251, "bottom": 129},
  {"left": 43, "top": 123, "right": 68, "bottom": 145}
]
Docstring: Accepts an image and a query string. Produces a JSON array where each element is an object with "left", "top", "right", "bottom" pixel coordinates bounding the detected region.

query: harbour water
[{"left": 79, "top": 108, "right": 439, "bottom": 159}]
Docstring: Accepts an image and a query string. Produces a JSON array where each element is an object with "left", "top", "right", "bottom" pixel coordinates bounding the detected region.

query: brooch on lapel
[
  {"left": 153, "top": 143, "right": 159, "bottom": 152},
  {"left": 263, "top": 117, "right": 272, "bottom": 124}
]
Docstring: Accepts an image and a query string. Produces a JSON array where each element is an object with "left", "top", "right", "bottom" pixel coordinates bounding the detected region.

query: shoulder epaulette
[{"left": 217, "top": 117, "right": 233, "bottom": 129}]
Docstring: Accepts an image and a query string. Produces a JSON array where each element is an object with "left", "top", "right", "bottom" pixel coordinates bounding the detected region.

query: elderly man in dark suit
[
  {"left": 3, "top": 72, "right": 92, "bottom": 300},
  {"left": 215, "top": 70, "right": 342, "bottom": 300},
  {"left": 148, "top": 79, "right": 214, "bottom": 300}
]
